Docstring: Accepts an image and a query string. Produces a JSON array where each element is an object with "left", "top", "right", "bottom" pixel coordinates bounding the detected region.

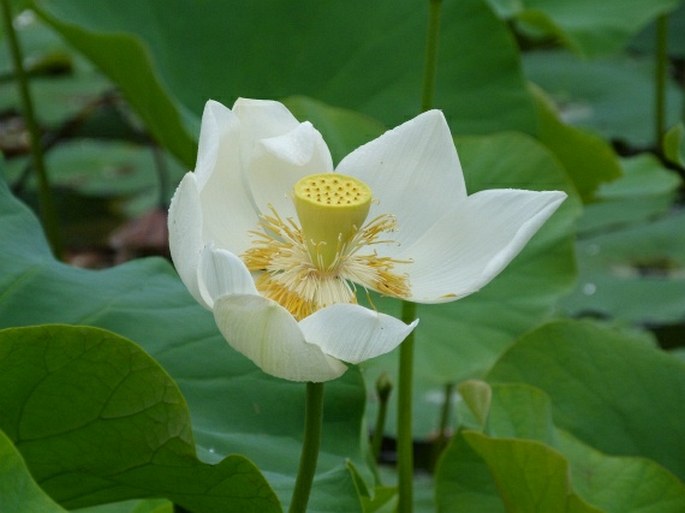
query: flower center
[
  {"left": 242, "top": 172, "right": 410, "bottom": 320},
  {"left": 293, "top": 173, "right": 372, "bottom": 270}
]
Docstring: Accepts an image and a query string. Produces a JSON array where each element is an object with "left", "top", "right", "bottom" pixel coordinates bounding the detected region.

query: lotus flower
[{"left": 168, "top": 98, "right": 566, "bottom": 381}]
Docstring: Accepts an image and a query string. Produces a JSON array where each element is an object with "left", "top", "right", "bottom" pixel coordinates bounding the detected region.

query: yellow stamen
[
  {"left": 293, "top": 173, "right": 372, "bottom": 270},
  {"left": 241, "top": 177, "right": 411, "bottom": 320}
]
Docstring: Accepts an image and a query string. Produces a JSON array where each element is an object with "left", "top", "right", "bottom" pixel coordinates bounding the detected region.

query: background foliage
[{"left": 0, "top": 0, "right": 683, "bottom": 512}]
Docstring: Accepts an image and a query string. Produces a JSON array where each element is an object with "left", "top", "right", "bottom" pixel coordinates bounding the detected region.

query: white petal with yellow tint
[
  {"left": 232, "top": 97, "right": 301, "bottom": 143},
  {"left": 247, "top": 122, "right": 333, "bottom": 219},
  {"left": 194, "top": 100, "right": 257, "bottom": 256},
  {"left": 396, "top": 188, "right": 567, "bottom": 303},
  {"left": 213, "top": 294, "right": 347, "bottom": 382},
  {"left": 199, "top": 246, "right": 258, "bottom": 308},
  {"left": 168, "top": 172, "right": 209, "bottom": 309},
  {"left": 300, "top": 304, "right": 418, "bottom": 364},
  {"left": 336, "top": 110, "right": 465, "bottom": 255}
]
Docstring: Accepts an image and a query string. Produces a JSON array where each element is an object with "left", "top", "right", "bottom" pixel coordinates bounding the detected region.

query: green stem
[
  {"left": 655, "top": 13, "right": 669, "bottom": 150},
  {"left": 1, "top": 0, "right": 62, "bottom": 258},
  {"left": 431, "top": 382, "right": 454, "bottom": 470},
  {"left": 397, "top": 2, "right": 443, "bottom": 512},
  {"left": 288, "top": 382, "right": 324, "bottom": 513},
  {"left": 371, "top": 372, "right": 392, "bottom": 461},
  {"left": 397, "top": 301, "right": 416, "bottom": 513},
  {"left": 421, "top": 0, "right": 443, "bottom": 112}
]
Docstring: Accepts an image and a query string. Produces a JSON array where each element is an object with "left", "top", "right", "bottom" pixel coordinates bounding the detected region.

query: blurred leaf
[
  {"left": 0, "top": 14, "right": 112, "bottom": 126},
  {"left": 524, "top": 50, "right": 683, "bottom": 147},
  {"left": 531, "top": 84, "right": 621, "bottom": 201},
  {"left": 33, "top": 0, "right": 536, "bottom": 167},
  {"left": 0, "top": 325, "right": 281, "bottom": 513},
  {"left": 576, "top": 154, "right": 682, "bottom": 235},
  {"left": 6, "top": 139, "right": 179, "bottom": 194},
  {"left": 630, "top": 3, "right": 685, "bottom": 58},
  {"left": 562, "top": 208, "right": 685, "bottom": 324},
  {"left": 489, "top": 0, "right": 678, "bottom": 56},
  {"left": 664, "top": 122, "right": 685, "bottom": 167},
  {"left": 30, "top": 1, "right": 197, "bottom": 165},
  {"left": 0, "top": 429, "right": 67, "bottom": 513},
  {"left": 363, "top": 131, "right": 580, "bottom": 437},
  {"left": 488, "top": 319, "right": 685, "bottom": 480},
  {"left": 0, "top": 167, "right": 367, "bottom": 512}
]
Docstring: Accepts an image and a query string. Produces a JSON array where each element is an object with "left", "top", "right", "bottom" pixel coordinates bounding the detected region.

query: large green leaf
[
  {"left": 74, "top": 500, "right": 172, "bottom": 513},
  {"left": 488, "top": 0, "right": 678, "bottom": 56},
  {"left": 33, "top": 0, "right": 535, "bottom": 167},
  {"left": 0, "top": 430, "right": 67, "bottom": 513},
  {"left": 0, "top": 168, "right": 367, "bottom": 512},
  {"left": 363, "top": 131, "right": 580, "bottom": 437},
  {"left": 0, "top": 324, "right": 280, "bottom": 512},
  {"left": 463, "top": 433, "right": 602, "bottom": 513},
  {"left": 664, "top": 122, "right": 685, "bottom": 167},
  {"left": 437, "top": 380, "right": 685, "bottom": 512},
  {"left": 488, "top": 320, "right": 685, "bottom": 480}
]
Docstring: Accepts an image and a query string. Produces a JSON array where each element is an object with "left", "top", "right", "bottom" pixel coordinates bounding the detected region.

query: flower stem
[
  {"left": 371, "top": 372, "right": 393, "bottom": 461},
  {"left": 655, "top": 13, "right": 669, "bottom": 150},
  {"left": 431, "top": 382, "right": 454, "bottom": 470},
  {"left": 397, "top": 2, "right": 443, "bottom": 512},
  {"left": 397, "top": 300, "right": 416, "bottom": 513},
  {"left": 1, "top": 0, "right": 62, "bottom": 258},
  {"left": 288, "top": 382, "right": 325, "bottom": 513},
  {"left": 421, "top": 0, "right": 443, "bottom": 112}
]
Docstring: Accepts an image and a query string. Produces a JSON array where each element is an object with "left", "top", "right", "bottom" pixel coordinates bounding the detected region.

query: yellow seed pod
[{"left": 293, "top": 173, "right": 372, "bottom": 270}]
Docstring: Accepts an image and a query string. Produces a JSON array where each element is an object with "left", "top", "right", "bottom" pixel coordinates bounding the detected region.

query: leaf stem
[
  {"left": 371, "top": 372, "right": 393, "bottom": 461},
  {"left": 1, "top": 0, "right": 62, "bottom": 258},
  {"left": 397, "top": 1, "right": 443, "bottom": 512},
  {"left": 397, "top": 301, "right": 416, "bottom": 513},
  {"left": 288, "top": 382, "right": 325, "bottom": 513},
  {"left": 421, "top": 0, "right": 443, "bottom": 112},
  {"left": 431, "top": 382, "right": 454, "bottom": 470},
  {"left": 655, "top": 13, "right": 669, "bottom": 150}
]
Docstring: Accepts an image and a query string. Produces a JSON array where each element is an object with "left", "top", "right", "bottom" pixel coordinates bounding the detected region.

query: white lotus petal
[
  {"left": 336, "top": 110, "right": 465, "bottom": 255},
  {"left": 300, "top": 304, "right": 418, "bottom": 364},
  {"left": 213, "top": 294, "right": 348, "bottom": 382},
  {"left": 232, "top": 98, "right": 301, "bottom": 142},
  {"left": 168, "top": 173, "right": 210, "bottom": 309},
  {"left": 194, "top": 100, "right": 258, "bottom": 256},
  {"left": 397, "top": 188, "right": 567, "bottom": 302},
  {"left": 194, "top": 100, "right": 236, "bottom": 188},
  {"left": 199, "top": 247, "right": 258, "bottom": 307},
  {"left": 247, "top": 122, "right": 333, "bottom": 218}
]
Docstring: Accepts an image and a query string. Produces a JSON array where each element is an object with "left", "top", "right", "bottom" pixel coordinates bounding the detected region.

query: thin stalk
[
  {"left": 150, "top": 142, "right": 170, "bottom": 209},
  {"left": 420, "top": 0, "right": 443, "bottom": 112},
  {"left": 397, "top": 301, "right": 416, "bottom": 513},
  {"left": 431, "top": 382, "right": 455, "bottom": 470},
  {"left": 655, "top": 13, "right": 669, "bottom": 149},
  {"left": 288, "top": 382, "right": 325, "bottom": 513},
  {"left": 1, "top": 0, "right": 62, "bottom": 258},
  {"left": 371, "top": 372, "right": 393, "bottom": 461},
  {"left": 397, "top": 2, "right": 443, "bottom": 512}
]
